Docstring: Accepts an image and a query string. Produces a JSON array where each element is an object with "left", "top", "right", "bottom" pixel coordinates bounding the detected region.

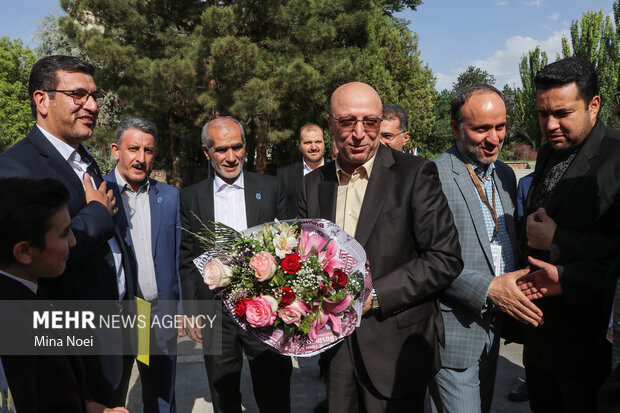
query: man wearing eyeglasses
[
  {"left": 299, "top": 82, "right": 463, "bottom": 412},
  {"left": 0, "top": 55, "right": 134, "bottom": 409},
  {"left": 380, "top": 103, "right": 410, "bottom": 152}
]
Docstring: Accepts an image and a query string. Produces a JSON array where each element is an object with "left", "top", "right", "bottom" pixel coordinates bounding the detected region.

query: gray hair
[
  {"left": 450, "top": 83, "right": 504, "bottom": 127},
  {"left": 115, "top": 117, "right": 158, "bottom": 146},
  {"left": 201, "top": 116, "right": 246, "bottom": 148}
]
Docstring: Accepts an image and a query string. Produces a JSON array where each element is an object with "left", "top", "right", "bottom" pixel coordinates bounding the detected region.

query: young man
[{"left": 0, "top": 177, "right": 128, "bottom": 413}]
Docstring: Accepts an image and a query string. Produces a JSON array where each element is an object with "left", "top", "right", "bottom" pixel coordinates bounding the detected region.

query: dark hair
[
  {"left": 28, "top": 55, "right": 95, "bottom": 117},
  {"left": 0, "top": 178, "right": 70, "bottom": 267},
  {"left": 382, "top": 103, "right": 408, "bottom": 132},
  {"left": 534, "top": 57, "right": 599, "bottom": 104},
  {"left": 451, "top": 83, "right": 504, "bottom": 126},
  {"left": 115, "top": 117, "right": 158, "bottom": 147}
]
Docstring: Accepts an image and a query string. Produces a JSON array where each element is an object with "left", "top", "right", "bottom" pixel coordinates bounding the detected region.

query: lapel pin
[
  {"left": 157, "top": 197, "right": 163, "bottom": 203},
  {"left": 256, "top": 193, "right": 261, "bottom": 200}
]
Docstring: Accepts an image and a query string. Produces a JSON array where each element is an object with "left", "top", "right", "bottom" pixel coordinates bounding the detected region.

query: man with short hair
[
  {"left": 429, "top": 84, "right": 542, "bottom": 413},
  {"left": 0, "top": 55, "right": 134, "bottom": 407},
  {"left": 516, "top": 57, "right": 620, "bottom": 412},
  {"left": 180, "top": 116, "right": 292, "bottom": 413},
  {"left": 299, "top": 82, "right": 463, "bottom": 412},
  {"left": 379, "top": 103, "right": 409, "bottom": 152},
  {"left": 104, "top": 117, "right": 182, "bottom": 413},
  {"left": 277, "top": 123, "right": 325, "bottom": 218}
]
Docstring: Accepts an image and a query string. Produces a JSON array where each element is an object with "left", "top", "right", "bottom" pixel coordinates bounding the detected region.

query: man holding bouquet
[{"left": 299, "top": 82, "right": 463, "bottom": 412}]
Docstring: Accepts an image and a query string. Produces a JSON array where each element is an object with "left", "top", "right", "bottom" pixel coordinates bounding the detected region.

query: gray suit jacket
[{"left": 433, "top": 145, "right": 519, "bottom": 369}]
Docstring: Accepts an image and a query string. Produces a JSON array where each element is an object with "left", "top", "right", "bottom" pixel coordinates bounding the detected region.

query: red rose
[
  {"left": 281, "top": 253, "right": 301, "bottom": 274},
  {"left": 280, "top": 286, "right": 296, "bottom": 306},
  {"left": 331, "top": 269, "right": 348, "bottom": 289},
  {"left": 234, "top": 299, "right": 250, "bottom": 317}
]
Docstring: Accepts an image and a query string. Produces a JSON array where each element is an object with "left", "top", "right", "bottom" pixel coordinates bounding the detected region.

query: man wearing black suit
[
  {"left": 299, "top": 82, "right": 463, "bottom": 412},
  {"left": 276, "top": 123, "right": 325, "bottom": 218},
  {"left": 0, "top": 55, "right": 133, "bottom": 407},
  {"left": 180, "top": 116, "right": 292, "bottom": 413},
  {"left": 515, "top": 57, "right": 620, "bottom": 412}
]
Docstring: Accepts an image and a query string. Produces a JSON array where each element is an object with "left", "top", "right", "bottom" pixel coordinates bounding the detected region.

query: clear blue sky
[{"left": 1, "top": 0, "right": 616, "bottom": 91}]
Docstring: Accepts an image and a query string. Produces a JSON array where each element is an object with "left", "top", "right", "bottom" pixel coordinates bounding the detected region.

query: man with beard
[
  {"left": 180, "top": 116, "right": 292, "bottom": 413},
  {"left": 429, "top": 84, "right": 542, "bottom": 413},
  {"left": 277, "top": 123, "right": 326, "bottom": 218},
  {"left": 516, "top": 57, "right": 620, "bottom": 412}
]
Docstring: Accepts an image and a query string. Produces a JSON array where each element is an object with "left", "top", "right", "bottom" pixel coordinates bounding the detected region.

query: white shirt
[
  {"left": 213, "top": 172, "right": 248, "bottom": 232},
  {"left": 115, "top": 168, "right": 158, "bottom": 301},
  {"left": 38, "top": 124, "right": 126, "bottom": 300},
  {"left": 0, "top": 269, "right": 37, "bottom": 294},
  {"left": 302, "top": 159, "right": 324, "bottom": 176}
]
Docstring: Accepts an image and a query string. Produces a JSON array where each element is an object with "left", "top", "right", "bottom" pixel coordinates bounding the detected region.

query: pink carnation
[
  {"left": 245, "top": 294, "right": 278, "bottom": 327},
  {"left": 249, "top": 251, "right": 277, "bottom": 282}
]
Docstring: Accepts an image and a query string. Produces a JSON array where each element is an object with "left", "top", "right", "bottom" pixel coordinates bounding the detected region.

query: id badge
[{"left": 491, "top": 244, "right": 502, "bottom": 275}]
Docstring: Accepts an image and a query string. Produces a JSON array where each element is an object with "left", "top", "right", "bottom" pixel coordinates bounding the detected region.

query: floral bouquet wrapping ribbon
[{"left": 192, "top": 218, "right": 372, "bottom": 356}]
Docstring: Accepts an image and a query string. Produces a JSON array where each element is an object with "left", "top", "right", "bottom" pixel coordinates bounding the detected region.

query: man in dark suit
[
  {"left": 0, "top": 55, "right": 133, "bottom": 407},
  {"left": 276, "top": 123, "right": 325, "bottom": 218},
  {"left": 515, "top": 57, "right": 620, "bottom": 412},
  {"left": 180, "top": 116, "right": 292, "bottom": 413},
  {"left": 299, "top": 82, "right": 463, "bottom": 412},
  {"left": 104, "top": 117, "right": 183, "bottom": 413},
  {"left": 0, "top": 177, "right": 128, "bottom": 413}
]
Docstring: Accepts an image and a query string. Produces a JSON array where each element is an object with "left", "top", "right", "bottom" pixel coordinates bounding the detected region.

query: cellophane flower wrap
[{"left": 192, "top": 219, "right": 372, "bottom": 356}]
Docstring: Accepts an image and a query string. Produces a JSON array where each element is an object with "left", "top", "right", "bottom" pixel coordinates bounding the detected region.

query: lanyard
[{"left": 463, "top": 161, "right": 499, "bottom": 242}]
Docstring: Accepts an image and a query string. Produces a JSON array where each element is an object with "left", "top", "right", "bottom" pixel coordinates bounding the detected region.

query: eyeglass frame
[
  {"left": 43, "top": 89, "right": 103, "bottom": 106},
  {"left": 380, "top": 130, "right": 407, "bottom": 142},
  {"left": 329, "top": 115, "right": 383, "bottom": 132}
]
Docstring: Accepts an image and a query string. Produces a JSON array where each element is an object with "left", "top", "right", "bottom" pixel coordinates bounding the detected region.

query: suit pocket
[{"left": 395, "top": 303, "right": 434, "bottom": 329}]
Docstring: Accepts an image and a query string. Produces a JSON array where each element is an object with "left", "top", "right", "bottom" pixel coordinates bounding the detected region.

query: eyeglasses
[
  {"left": 380, "top": 131, "right": 405, "bottom": 142},
  {"left": 615, "top": 91, "right": 620, "bottom": 105},
  {"left": 44, "top": 89, "right": 103, "bottom": 106},
  {"left": 330, "top": 115, "right": 382, "bottom": 132}
]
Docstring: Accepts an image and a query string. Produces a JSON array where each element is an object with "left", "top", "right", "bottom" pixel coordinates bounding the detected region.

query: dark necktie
[{"left": 77, "top": 145, "right": 103, "bottom": 186}]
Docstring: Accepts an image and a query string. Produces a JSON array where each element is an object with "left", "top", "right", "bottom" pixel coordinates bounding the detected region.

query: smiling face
[
  {"left": 30, "top": 206, "right": 76, "bottom": 279},
  {"left": 111, "top": 128, "right": 158, "bottom": 191},
  {"left": 453, "top": 91, "right": 506, "bottom": 166},
  {"left": 380, "top": 118, "right": 409, "bottom": 151},
  {"left": 34, "top": 70, "right": 99, "bottom": 149},
  {"left": 536, "top": 82, "right": 600, "bottom": 151},
  {"left": 298, "top": 126, "right": 325, "bottom": 168},
  {"left": 203, "top": 119, "right": 246, "bottom": 184}
]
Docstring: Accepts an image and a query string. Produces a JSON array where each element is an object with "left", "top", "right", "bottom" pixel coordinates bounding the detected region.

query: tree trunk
[
  {"left": 256, "top": 141, "right": 267, "bottom": 174},
  {"left": 168, "top": 113, "right": 182, "bottom": 188}
]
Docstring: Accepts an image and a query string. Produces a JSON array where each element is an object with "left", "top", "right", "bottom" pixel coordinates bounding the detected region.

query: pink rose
[
  {"left": 245, "top": 294, "right": 278, "bottom": 327},
  {"left": 202, "top": 258, "right": 232, "bottom": 290},
  {"left": 278, "top": 300, "right": 309, "bottom": 326},
  {"left": 249, "top": 251, "right": 277, "bottom": 282}
]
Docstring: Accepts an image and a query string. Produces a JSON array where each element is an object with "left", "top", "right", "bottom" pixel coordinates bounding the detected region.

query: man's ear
[
  {"left": 12, "top": 241, "right": 34, "bottom": 266},
  {"left": 202, "top": 145, "right": 211, "bottom": 161},
  {"left": 403, "top": 131, "right": 410, "bottom": 145},
  {"left": 588, "top": 95, "right": 601, "bottom": 123},
  {"left": 110, "top": 142, "right": 120, "bottom": 161},
  {"left": 33, "top": 90, "right": 49, "bottom": 117},
  {"left": 450, "top": 120, "right": 460, "bottom": 137}
]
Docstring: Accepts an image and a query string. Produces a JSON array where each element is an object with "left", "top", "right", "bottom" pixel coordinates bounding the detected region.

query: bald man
[{"left": 299, "top": 82, "right": 463, "bottom": 412}]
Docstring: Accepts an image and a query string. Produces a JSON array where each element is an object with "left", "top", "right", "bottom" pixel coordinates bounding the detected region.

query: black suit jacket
[
  {"left": 0, "top": 275, "right": 87, "bottom": 413},
  {"left": 299, "top": 144, "right": 463, "bottom": 398},
  {"left": 180, "top": 171, "right": 287, "bottom": 310},
  {"left": 276, "top": 162, "right": 304, "bottom": 219},
  {"left": 0, "top": 126, "right": 134, "bottom": 399},
  {"left": 521, "top": 120, "right": 620, "bottom": 378}
]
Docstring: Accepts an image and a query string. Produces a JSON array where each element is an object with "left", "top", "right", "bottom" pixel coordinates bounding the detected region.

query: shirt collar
[
  {"left": 335, "top": 151, "right": 377, "bottom": 184},
  {"left": 214, "top": 170, "right": 244, "bottom": 192},
  {"left": 0, "top": 269, "right": 38, "bottom": 294},
  {"left": 302, "top": 158, "right": 324, "bottom": 174},
  {"left": 114, "top": 167, "right": 150, "bottom": 194},
  {"left": 37, "top": 124, "right": 81, "bottom": 162},
  {"left": 456, "top": 144, "right": 495, "bottom": 181}
]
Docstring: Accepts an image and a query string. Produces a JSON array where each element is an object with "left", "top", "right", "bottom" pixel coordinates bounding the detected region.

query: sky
[{"left": 0, "top": 0, "right": 616, "bottom": 91}]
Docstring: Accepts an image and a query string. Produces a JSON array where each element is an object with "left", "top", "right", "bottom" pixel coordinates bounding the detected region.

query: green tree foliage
[
  {"left": 452, "top": 65, "right": 496, "bottom": 92},
  {"left": 514, "top": 47, "right": 548, "bottom": 149},
  {"left": 560, "top": 3, "right": 620, "bottom": 127},
  {"left": 0, "top": 37, "right": 36, "bottom": 151},
  {"left": 58, "top": 0, "right": 433, "bottom": 185}
]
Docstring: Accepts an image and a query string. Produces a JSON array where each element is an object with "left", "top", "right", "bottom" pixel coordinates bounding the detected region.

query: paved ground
[{"left": 125, "top": 337, "right": 530, "bottom": 413}]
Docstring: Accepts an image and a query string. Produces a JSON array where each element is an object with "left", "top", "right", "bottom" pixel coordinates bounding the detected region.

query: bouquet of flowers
[{"left": 192, "top": 219, "right": 371, "bottom": 356}]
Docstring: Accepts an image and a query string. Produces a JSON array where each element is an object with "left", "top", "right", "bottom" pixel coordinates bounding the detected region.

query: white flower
[{"left": 273, "top": 232, "right": 297, "bottom": 259}]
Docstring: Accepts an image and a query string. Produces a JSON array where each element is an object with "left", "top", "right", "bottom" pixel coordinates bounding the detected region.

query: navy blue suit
[
  {"left": 0, "top": 125, "right": 134, "bottom": 404},
  {"left": 105, "top": 170, "right": 182, "bottom": 413}
]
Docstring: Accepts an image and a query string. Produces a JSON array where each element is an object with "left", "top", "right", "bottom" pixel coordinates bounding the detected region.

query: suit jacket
[
  {"left": 180, "top": 171, "right": 287, "bottom": 315},
  {"left": 299, "top": 144, "right": 463, "bottom": 398},
  {"left": 276, "top": 161, "right": 304, "bottom": 219},
  {"left": 104, "top": 170, "right": 182, "bottom": 351},
  {"left": 0, "top": 126, "right": 134, "bottom": 398},
  {"left": 433, "top": 145, "right": 519, "bottom": 369},
  {"left": 521, "top": 120, "right": 620, "bottom": 378},
  {"left": 0, "top": 275, "right": 87, "bottom": 413}
]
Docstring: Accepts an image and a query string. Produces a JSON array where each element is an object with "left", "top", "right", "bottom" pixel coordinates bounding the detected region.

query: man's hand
[
  {"left": 176, "top": 315, "right": 187, "bottom": 338},
  {"left": 84, "top": 173, "right": 117, "bottom": 216},
  {"left": 362, "top": 294, "right": 372, "bottom": 315},
  {"left": 526, "top": 208, "right": 557, "bottom": 251},
  {"left": 517, "top": 256, "right": 562, "bottom": 299},
  {"left": 183, "top": 315, "right": 203, "bottom": 343},
  {"left": 487, "top": 268, "right": 543, "bottom": 326},
  {"left": 86, "top": 401, "right": 129, "bottom": 413}
]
